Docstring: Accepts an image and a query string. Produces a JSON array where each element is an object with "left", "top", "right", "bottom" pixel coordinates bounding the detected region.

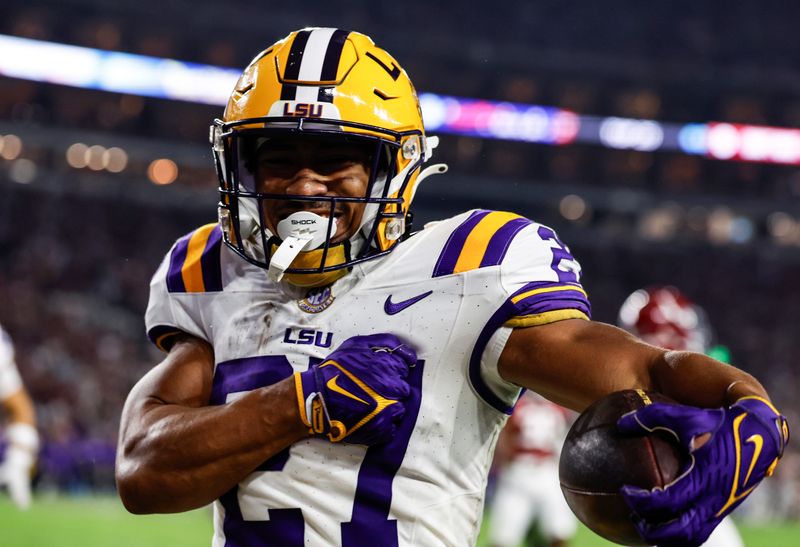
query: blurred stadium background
[{"left": 0, "top": 1, "right": 798, "bottom": 545}]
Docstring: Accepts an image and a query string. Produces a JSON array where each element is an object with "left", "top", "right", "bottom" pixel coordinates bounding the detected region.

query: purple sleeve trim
[
  {"left": 468, "top": 300, "right": 519, "bottom": 415},
  {"left": 510, "top": 282, "right": 592, "bottom": 319},
  {"left": 146, "top": 325, "right": 184, "bottom": 352}
]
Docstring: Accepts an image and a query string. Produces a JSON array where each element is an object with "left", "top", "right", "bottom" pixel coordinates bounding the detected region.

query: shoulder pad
[
  {"left": 165, "top": 223, "right": 223, "bottom": 293},
  {"left": 432, "top": 210, "right": 530, "bottom": 277}
]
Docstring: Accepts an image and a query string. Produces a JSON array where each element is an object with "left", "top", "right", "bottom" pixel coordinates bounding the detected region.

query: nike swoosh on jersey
[
  {"left": 384, "top": 290, "right": 433, "bottom": 315},
  {"left": 326, "top": 375, "right": 369, "bottom": 405}
]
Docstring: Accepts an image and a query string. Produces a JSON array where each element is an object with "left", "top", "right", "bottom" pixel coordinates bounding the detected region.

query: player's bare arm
[
  {"left": 116, "top": 334, "right": 309, "bottom": 514},
  {"left": 498, "top": 318, "right": 768, "bottom": 412},
  {"left": 499, "top": 317, "right": 787, "bottom": 545}
]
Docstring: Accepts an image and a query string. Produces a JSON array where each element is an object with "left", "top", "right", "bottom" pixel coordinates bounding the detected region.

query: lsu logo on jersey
[{"left": 283, "top": 328, "right": 333, "bottom": 348}]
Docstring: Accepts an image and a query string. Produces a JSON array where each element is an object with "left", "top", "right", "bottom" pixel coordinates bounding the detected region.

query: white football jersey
[
  {"left": 0, "top": 325, "right": 22, "bottom": 402},
  {"left": 145, "top": 209, "right": 591, "bottom": 547}
]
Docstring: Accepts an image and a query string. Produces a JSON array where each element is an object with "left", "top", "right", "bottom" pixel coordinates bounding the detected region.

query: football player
[
  {"left": 116, "top": 28, "right": 789, "bottom": 547},
  {"left": 0, "top": 325, "right": 39, "bottom": 510},
  {"left": 618, "top": 286, "right": 745, "bottom": 547},
  {"left": 488, "top": 391, "right": 576, "bottom": 547}
]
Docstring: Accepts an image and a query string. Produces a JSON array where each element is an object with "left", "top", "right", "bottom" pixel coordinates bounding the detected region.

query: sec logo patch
[{"left": 298, "top": 285, "right": 335, "bottom": 313}]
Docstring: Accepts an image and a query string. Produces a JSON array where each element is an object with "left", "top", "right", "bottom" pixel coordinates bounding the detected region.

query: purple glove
[
  {"left": 294, "top": 333, "right": 416, "bottom": 444},
  {"left": 617, "top": 397, "right": 789, "bottom": 547}
]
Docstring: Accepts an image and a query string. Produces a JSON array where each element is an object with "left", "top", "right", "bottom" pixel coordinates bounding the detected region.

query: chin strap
[
  {"left": 268, "top": 212, "right": 337, "bottom": 283},
  {"left": 268, "top": 236, "right": 315, "bottom": 282}
]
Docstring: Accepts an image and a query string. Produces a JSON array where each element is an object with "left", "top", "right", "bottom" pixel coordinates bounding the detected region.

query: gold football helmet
[{"left": 211, "top": 28, "right": 440, "bottom": 287}]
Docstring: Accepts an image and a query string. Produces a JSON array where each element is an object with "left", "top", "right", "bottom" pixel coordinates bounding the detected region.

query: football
[{"left": 559, "top": 389, "right": 687, "bottom": 546}]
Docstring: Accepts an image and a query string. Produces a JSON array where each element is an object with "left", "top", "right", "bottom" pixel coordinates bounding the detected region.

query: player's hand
[
  {"left": 294, "top": 333, "right": 416, "bottom": 444},
  {"left": 617, "top": 397, "right": 789, "bottom": 547},
  {"left": 0, "top": 444, "right": 35, "bottom": 510}
]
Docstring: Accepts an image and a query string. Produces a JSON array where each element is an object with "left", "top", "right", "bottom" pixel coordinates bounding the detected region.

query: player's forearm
[
  {"left": 650, "top": 350, "right": 769, "bottom": 408},
  {"left": 116, "top": 378, "right": 308, "bottom": 514}
]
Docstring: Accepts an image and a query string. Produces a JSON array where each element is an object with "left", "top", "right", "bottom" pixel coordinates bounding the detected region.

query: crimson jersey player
[
  {"left": 489, "top": 392, "right": 576, "bottom": 547},
  {"left": 618, "top": 286, "right": 713, "bottom": 353}
]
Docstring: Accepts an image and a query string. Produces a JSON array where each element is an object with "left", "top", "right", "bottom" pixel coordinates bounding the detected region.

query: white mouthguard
[{"left": 268, "top": 211, "right": 338, "bottom": 282}]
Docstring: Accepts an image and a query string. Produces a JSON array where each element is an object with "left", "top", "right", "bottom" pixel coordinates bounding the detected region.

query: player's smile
[{"left": 253, "top": 136, "right": 374, "bottom": 243}]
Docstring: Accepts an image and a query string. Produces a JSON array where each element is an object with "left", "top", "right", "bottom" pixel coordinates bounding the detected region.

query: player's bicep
[
  {"left": 122, "top": 334, "right": 215, "bottom": 425},
  {"left": 498, "top": 319, "right": 661, "bottom": 412}
]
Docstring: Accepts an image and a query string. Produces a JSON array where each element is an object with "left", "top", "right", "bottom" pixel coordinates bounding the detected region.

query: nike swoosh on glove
[
  {"left": 617, "top": 396, "right": 789, "bottom": 547},
  {"left": 294, "top": 333, "right": 416, "bottom": 444}
]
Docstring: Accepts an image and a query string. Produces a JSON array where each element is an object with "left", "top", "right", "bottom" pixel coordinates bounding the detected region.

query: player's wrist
[
  {"left": 724, "top": 380, "right": 768, "bottom": 405},
  {"left": 730, "top": 396, "right": 789, "bottom": 453},
  {"left": 731, "top": 395, "right": 779, "bottom": 414},
  {"left": 294, "top": 369, "right": 331, "bottom": 438}
]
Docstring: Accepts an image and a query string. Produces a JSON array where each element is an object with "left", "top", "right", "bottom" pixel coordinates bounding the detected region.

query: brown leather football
[{"left": 559, "top": 389, "right": 687, "bottom": 546}]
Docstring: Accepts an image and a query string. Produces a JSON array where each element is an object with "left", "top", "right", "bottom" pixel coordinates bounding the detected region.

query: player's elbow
[
  {"left": 115, "top": 460, "right": 157, "bottom": 514},
  {"left": 115, "top": 436, "right": 170, "bottom": 514},
  {"left": 117, "top": 487, "right": 151, "bottom": 515},
  {"left": 115, "top": 452, "right": 207, "bottom": 514},
  {"left": 115, "top": 429, "right": 150, "bottom": 512}
]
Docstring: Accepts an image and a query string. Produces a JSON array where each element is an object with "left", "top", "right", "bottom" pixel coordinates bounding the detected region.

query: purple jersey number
[
  {"left": 537, "top": 226, "right": 579, "bottom": 284},
  {"left": 211, "top": 355, "right": 305, "bottom": 545},
  {"left": 210, "top": 354, "right": 424, "bottom": 547},
  {"left": 341, "top": 359, "right": 424, "bottom": 547}
]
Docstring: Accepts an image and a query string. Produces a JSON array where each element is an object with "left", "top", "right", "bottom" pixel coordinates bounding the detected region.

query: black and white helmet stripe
[{"left": 279, "top": 28, "right": 351, "bottom": 104}]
